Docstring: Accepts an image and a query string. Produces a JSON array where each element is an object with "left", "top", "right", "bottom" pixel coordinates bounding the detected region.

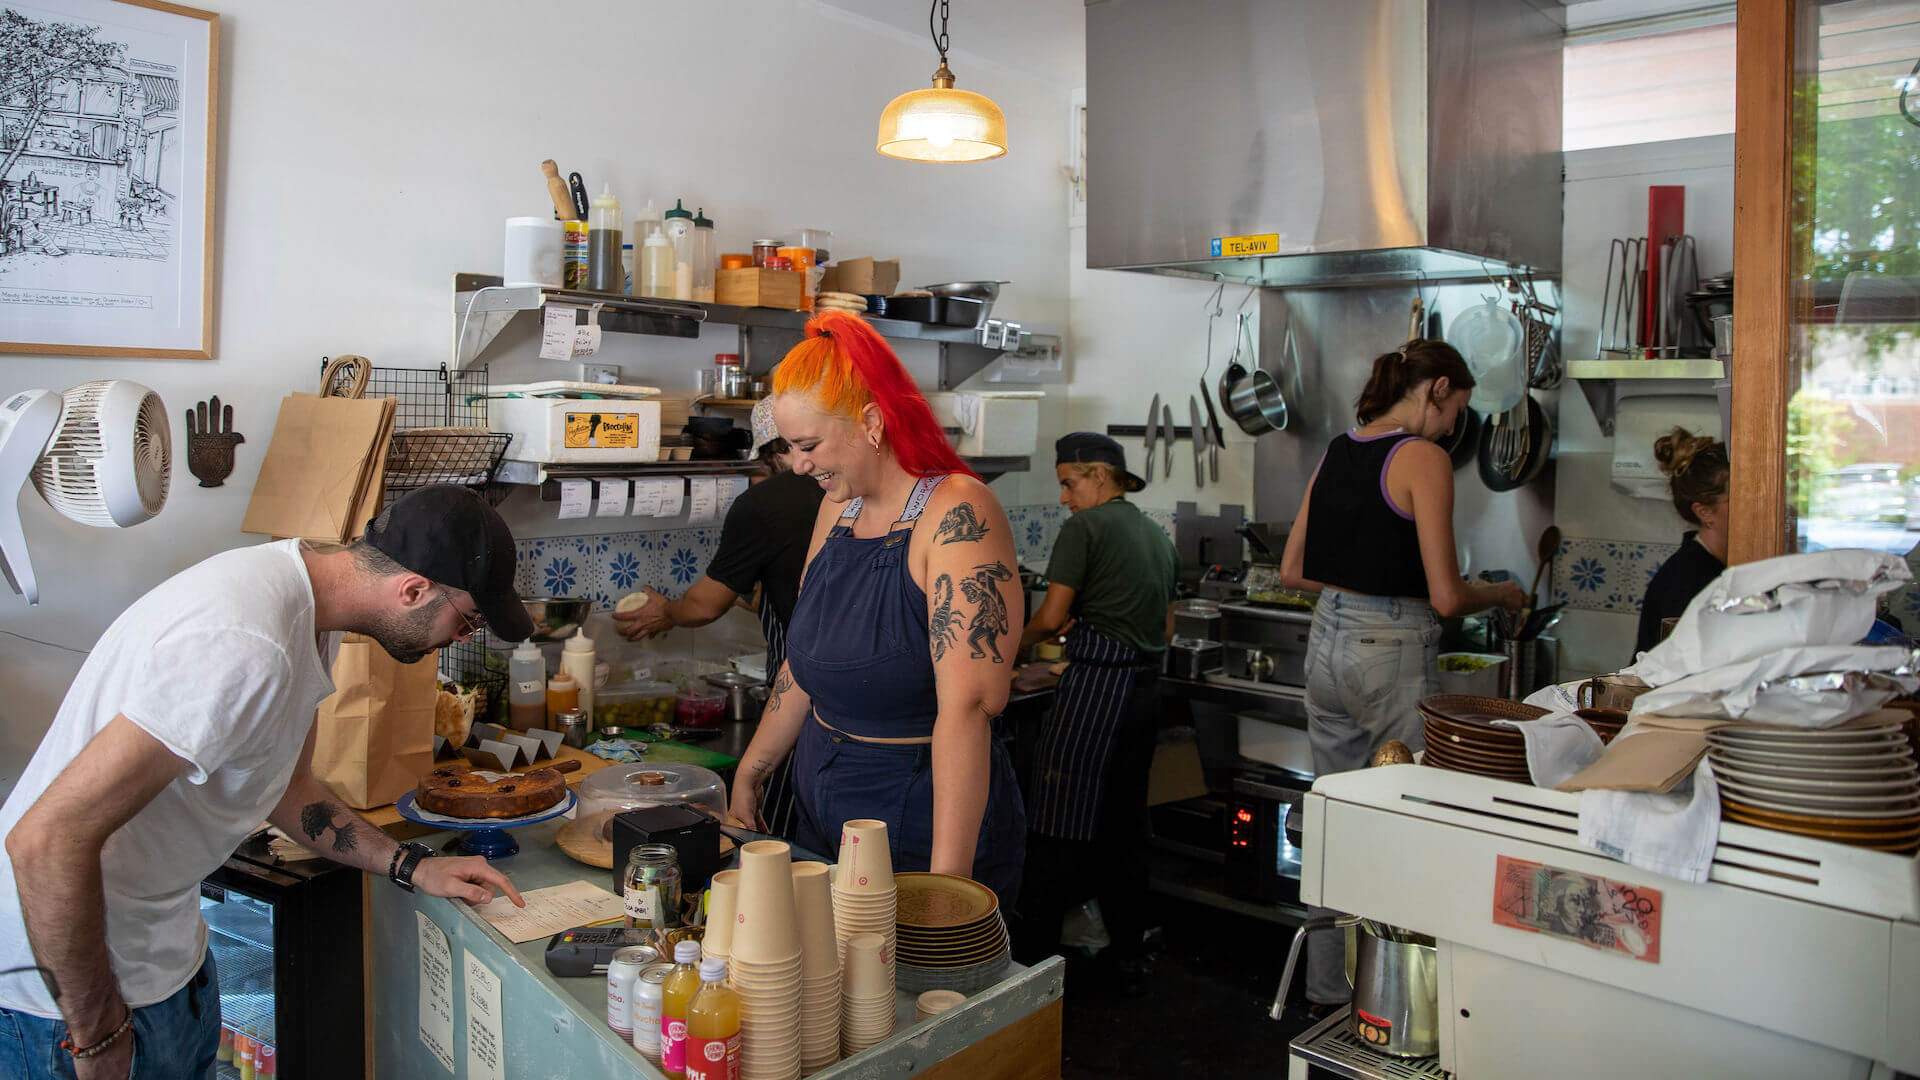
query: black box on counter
[{"left": 610, "top": 805, "right": 720, "bottom": 896}]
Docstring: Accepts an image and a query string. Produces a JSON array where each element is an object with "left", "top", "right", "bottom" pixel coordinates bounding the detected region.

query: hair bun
[{"left": 1653, "top": 426, "right": 1711, "bottom": 478}]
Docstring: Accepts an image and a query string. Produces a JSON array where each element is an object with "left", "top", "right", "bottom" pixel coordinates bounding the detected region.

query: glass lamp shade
[{"left": 876, "top": 83, "right": 1007, "bottom": 163}]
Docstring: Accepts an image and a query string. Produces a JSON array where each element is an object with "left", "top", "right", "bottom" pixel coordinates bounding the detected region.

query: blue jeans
[
  {"left": 0, "top": 950, "right": 219, "bottom": 1080},
  {"left": 1301, "top": 589, "right": 1439, "bottom": 1005}
]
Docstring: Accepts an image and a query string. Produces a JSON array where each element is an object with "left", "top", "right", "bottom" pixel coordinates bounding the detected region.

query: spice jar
[
  {"left": 623, "top": 843, "right": 683, "bottom": 931},
  {"left": 751, "top": 239, "right": 782, "bottom": 268}
]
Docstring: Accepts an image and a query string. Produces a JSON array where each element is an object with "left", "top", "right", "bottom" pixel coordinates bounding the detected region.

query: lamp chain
[{"left": 929, "top": 0, "right": 951, "bottom": 64}]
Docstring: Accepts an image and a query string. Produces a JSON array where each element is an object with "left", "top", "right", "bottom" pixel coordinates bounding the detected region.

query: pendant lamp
[{"left": 876, "top": 0, "right": 1007, "bottom": 163}]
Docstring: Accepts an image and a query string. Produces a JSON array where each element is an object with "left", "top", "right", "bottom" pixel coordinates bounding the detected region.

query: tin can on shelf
[
  {"left": 606, "top": 944, "right": 657, "bottom": 1037},
  {"left": 555, "top": 708, "right": 589, "bottom": 748},
  {"left": 622, "top": 843, "right": 683, "bottom": 930}
]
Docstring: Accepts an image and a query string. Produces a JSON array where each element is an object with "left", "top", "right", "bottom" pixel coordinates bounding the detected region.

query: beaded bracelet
[{"left": 62, "top": 1008, "right": 133, "bottom": 1060}]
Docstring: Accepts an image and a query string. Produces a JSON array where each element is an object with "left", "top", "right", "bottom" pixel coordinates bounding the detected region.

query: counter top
[{"left": 369, "top": 819, "right": 1065, "bottom": 1079}]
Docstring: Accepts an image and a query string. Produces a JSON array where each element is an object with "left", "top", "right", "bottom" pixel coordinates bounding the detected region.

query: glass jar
[
  {"left": 713, "top": 354, "right": 745, "bottom": 399},
  {"left": 622, "top": 844, "right": 683, "bottom": 931},
  {"left": 752, "top": 239, "right": 782, "bottom": 268}
]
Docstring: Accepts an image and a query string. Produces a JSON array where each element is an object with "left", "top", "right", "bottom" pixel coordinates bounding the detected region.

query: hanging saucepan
[
  {"left": 1438, "top": 406, "right": 1482, "bottom": 471},
  {"left": 1216, "top": 312, "right": 1289, "bottom": 434}
]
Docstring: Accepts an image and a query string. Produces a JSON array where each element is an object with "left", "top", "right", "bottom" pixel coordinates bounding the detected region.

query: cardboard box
[
  {"left": 819, "top": 257, "right": 899, "bottom": 297},
  {"left": 1148, "top": 730, "right": 1210, "bottom": 807},
  {"left": 715, "top": 268, "right": 805, "bottom": 310}
]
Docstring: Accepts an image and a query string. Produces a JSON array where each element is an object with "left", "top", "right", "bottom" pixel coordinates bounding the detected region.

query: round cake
[{"left": 416, "top": 765, "right": 568, "bottom": 820}]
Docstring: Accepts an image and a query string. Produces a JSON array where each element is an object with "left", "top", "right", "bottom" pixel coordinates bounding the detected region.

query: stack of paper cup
[
  {"left": 831, "top": 819, "right": 897, "bottom": 970},
  {"left": 841, "top": 933, "right": 897, "bottom": 1055},
  {"left": 704, "top": 869, "right": 740, "bottom": 964},
  {"left": 730, "top": 841, "right": 803, "bottom": 1080},
  {"left": 914, "top": 990, "right": 965, "bottom": 1022},
  {"left": 791, "top": 862, "right": 842, "bottom": 1072}
]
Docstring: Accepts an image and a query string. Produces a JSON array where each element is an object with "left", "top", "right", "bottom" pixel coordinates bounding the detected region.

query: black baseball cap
[
  {"left": 362, "top": 485, "right": 535, "bottom": 642},
  {"left": 1055, "top": 432, "right": 1146, "bottom": 492}
]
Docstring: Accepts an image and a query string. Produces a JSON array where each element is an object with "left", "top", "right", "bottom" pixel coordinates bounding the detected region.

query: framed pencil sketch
[{"left": 0, "top": 0, "right": 218, "bottom": 358}]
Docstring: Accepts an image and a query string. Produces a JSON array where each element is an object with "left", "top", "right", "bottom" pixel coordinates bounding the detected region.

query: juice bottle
[
  {"left": 659, "top": 939, "right": 704, "bottom": 1079},
  {"left": 684, "top": 958, "right": 741, "bottom": 1080}
]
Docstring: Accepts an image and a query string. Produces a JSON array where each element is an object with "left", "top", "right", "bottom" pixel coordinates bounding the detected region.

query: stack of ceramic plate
[
  {"left": 789, "top": 862, "right": 841, "bottom": 1073},
  {"left": 1574, "top": 707, "right": 1628, "bottom": 744},
  {"left": 1417, "top": 694, "right": 1548, "bottom": 783},
  {"left": 841, "top": 933, "right": 896, "bottom": 1055},
  {"left": 892, "top": 872, "right": 1010, "bottom": 995},
  {"left": 914, "top": 990, "right": 966, "bottom": 1023},
  {"left": 1707, "top": 718, "right": 1920, "bottom": 854},
  {"left": 730, "top": 841, "right": 803, "bottom": 1080}
]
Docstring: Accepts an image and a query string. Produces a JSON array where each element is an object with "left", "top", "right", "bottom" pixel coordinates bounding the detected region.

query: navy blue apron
[
  {"left": 1029, "top": 623, "right": 1154, "bottom": 841},
  {"left": 783, "top": 475, "right": 1027, "bottom": 907}
]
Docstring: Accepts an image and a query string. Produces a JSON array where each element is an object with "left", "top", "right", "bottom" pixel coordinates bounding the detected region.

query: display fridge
[{"left": 199, "top": 836, "right": 364, "bottom": 1079}]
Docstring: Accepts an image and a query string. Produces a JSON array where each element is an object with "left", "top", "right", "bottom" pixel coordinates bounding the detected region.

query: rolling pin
[{"left": 540, "top": 160, "right": 575, "bottom": 221}]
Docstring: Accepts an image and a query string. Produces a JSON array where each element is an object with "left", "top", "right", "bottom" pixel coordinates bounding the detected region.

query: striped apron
[
  {"left": 755, "top": 599, "right": 800, "bottom": 839},
  {"left": 1029, "top": 623, "right": 1156, "bottom": 842}
]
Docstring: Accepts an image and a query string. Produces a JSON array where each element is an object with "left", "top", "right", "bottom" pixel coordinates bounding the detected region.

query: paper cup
[
  {"left": 915, "top": 989, "right": 965, "bottom": 1020},
  {"left": 842, "top": 933, "right": 894, "bottom": 999},
  {"left": 706, "top": 869, "right": 741, "bottom": 960},
  {"left": 791, "top": 862, "right": 840, "bottom": 979},
  {"left": 735, "top": 841, "right": 803, "bottom": 964},
  {"left": 836, "top": 819, "right": 895, "bottom": 894}
]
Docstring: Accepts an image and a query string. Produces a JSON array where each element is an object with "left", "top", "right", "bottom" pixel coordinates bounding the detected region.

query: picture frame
[{"left": 0, "top": 0, "right": 219, "bottom": 359}]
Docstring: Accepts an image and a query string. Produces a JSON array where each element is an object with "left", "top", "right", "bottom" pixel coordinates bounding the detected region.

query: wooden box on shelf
[{"left": 715, "top": 268, "right": 804, "bottom": 310}]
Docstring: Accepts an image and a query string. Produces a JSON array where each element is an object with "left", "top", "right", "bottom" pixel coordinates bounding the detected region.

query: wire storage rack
[
  {"left": 441, "top": 628, "right": 508, "bottom": 724},
  {"left": 319, "top": 359, "right": 512, "bottom": 506}
]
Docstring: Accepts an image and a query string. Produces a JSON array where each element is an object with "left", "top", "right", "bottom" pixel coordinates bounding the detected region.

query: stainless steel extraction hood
[{"left": 1085, "top": 0, "right": 1564, "bottom": 288}]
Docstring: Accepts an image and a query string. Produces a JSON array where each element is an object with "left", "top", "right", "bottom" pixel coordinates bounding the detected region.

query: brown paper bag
[
  {"left": 311, "top": 634, "right": 437, "bottom": 808},
  {"left": 241, "top": 393, "right": 396, "bottom": 543}
]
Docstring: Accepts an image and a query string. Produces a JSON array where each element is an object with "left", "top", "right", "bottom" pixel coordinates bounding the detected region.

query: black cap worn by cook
[
  {"left": 1055, "top": 431, "right": 1147, "bottom": 493},
  {"left": 362, "top": 485, "right": 535, "bottom": 642}
]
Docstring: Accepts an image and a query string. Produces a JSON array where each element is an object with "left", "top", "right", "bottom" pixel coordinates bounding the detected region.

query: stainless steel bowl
[
  {"left": 521, "top": 596, "right": 592, "bottom": 642},
  {"left": 920, "top": 281, "right": 1007, "bottom": 324}
]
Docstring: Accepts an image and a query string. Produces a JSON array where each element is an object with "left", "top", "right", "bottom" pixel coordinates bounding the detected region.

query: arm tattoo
[
  {"left": 957, "top": 561, "right": 1014, "bottom": 664},
  {"left": 933, "top": 503, "right": 990, "bottom": 545},
  {"left": 298, "top": 800, "right": 363, "bottom": 855},
  {"left": 930, "top": 574, "right": 964, "bottom": 662},
  {"left": 767, "top": 669, "right": 794, "bottom": 713}
]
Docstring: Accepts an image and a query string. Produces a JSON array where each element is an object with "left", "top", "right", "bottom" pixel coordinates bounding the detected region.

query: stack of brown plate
[
  {"left": 1417, "top": 694, "right": 1548, "bottom": 783},
  {"left": 1707, "top": 718, "right": 1920, "bottom": 854},
  {"left": 1574, "top": 708, "right": 1628, "bottom": 744},
  {"left": 894, "top": 873, "right": 1011, "bottom": 994}
]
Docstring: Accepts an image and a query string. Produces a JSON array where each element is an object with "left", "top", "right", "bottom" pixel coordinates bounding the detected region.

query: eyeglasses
[{"left": 436, "top": 586, "right": 487, "bottom": 637}]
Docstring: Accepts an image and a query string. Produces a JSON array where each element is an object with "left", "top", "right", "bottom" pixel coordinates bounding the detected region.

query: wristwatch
[{"left": 389, "top": 841, "right": 435, "bottom": 892}]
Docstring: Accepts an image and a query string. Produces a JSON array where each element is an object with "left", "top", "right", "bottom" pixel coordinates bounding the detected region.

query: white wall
[
  {"left": 1551, "top": 134, "right": 1733, "bottom": 678},
  {"left": 0, "top": 0, "right": 1080, "bottom": 786}
]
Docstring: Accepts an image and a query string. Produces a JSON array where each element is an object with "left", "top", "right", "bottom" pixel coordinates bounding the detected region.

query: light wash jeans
[
  {"left": 0, "top": 951, "right": 219, "bottom": 1080},
  {"left": 1301, "top": 589, "right": 1439, "bottom": 1005}
]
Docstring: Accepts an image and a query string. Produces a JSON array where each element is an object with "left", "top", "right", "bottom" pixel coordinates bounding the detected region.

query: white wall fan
[{"left": 0, "top": 380, "right": 171, "bottom": 605}]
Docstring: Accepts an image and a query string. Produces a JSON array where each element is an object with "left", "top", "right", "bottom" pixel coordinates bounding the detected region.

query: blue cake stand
[{"left": 395, "top": 790, "right": 577, "bottom": 860}]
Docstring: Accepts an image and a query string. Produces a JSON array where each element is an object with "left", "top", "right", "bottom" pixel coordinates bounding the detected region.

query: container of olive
[{"left": 595, "top": 679, "right": 678, "bottom": 729}]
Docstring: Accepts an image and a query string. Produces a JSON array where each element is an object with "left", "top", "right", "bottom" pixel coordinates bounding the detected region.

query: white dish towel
[
  {"left": 1492, "top": 712, "right": 1604, "bottom": 789},
  {"left": 1576, "top": 758, "right": 1722, "bottom": 884}
]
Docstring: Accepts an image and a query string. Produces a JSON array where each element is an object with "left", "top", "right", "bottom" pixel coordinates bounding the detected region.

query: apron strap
[{"left": 834, "top": 474, "right": 950, "bottom": 531}]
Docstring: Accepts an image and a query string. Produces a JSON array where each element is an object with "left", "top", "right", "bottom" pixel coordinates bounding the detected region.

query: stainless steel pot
[
  {"left": 1272, "top": 915, "right": 1439, "bottom": 1059},
  {"left": 1164, "top": 637, "right": 1223, "bottom": 679},
  {"left": 1215, "top": 312, "right": 1289, "bottom": 434}
]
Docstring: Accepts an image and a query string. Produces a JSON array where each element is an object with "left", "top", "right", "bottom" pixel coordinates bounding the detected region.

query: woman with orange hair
[{"left": 727, "top": 311, "right": 1028, "bottom": 904}]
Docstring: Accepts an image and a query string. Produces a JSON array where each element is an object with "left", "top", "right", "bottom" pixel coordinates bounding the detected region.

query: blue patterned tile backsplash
[
  {"left": 513, "top": 502, "right": 1177, "bottom": 610},
  {"left": 1551, "top": 537, "right": 1681, "bottom": 616}
]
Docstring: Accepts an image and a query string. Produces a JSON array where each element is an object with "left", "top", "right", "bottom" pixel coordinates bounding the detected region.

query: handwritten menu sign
[
  {"left": 415, "top": 913, "right": 456, "bottom": 1072},
  {"left": 465, "top": 954, "right": 506, "bottom": 1080},
  {"left": 1492, "top": 855, "right": 1662, "bottom": 963}
]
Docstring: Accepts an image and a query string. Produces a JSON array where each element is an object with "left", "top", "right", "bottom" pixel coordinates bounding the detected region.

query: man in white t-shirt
[{"left": 0, "top": 485, "right": 537, "bottom": 1080}]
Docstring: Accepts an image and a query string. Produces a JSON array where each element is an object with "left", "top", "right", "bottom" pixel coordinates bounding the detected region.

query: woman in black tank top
[{"left": 1277, "top": 339, "right": 1525, "bottom": 1010}]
